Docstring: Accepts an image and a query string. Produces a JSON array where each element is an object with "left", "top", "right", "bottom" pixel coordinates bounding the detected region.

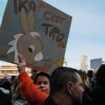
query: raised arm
[{"left": 15, "top": 54, "right": 48, "bottom": 104}]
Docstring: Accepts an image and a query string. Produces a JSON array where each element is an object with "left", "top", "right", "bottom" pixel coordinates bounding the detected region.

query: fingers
[
  {"left": 18, "top": 54, "right": 26, "bottom": 63},
  {"left": 17, "top": 65, "right": 25, "bottom": 70},
  {"left": 12, "top": 54, "right": 26, "bottom": 73},
  {"left": 13, "top": 61, "right": 19, "bottom": 65}
]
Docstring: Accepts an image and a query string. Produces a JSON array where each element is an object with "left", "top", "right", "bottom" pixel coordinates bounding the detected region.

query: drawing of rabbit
[{"left": 7, "top": 7, "right": 43, "bottom": 65}]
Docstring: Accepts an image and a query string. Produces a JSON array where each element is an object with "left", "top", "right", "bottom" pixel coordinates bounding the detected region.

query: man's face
[
  {"left": 36, "top": 76, "right": 50, "bottom": 94},
  {"left": 71, "top": 73, "right": 84, "bottom": 105}
]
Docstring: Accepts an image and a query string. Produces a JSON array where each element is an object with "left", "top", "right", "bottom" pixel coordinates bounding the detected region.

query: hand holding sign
[
  {"left": 14, "top": 54, "right": 26, "bottom": 73},
  {"left": 0, "top": 0, "right": 72, "bottom": 73}
]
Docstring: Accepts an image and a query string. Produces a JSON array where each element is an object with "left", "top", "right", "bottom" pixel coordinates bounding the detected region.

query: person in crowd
[
  {"left": 87, "top": 70, "right": 95, "bottom": 92},
  {"left": 14, "top": 54, "right": 50, "bottom": 105},
  {"left": 31, "top": 69, "right": 38, "bottom": 81},
  {"left": 91, "top": 64, "right": 105, "bottom": 105},
  {"left": 2, "top": 74, "right": 12, "bottom": 84},
  {"left": 93, "top": 69, "right": 97, "bottom": 82},
  {"left": 34, "top": 72, "right": 50, "bottom": 94},
  {"left": 79, "top": 70, "right": 88, "bottom": 89},
  {"left": 15, "top": 54, "right": 84, "bottom": 105},
  {"left": 11, "top": 77, "right": 20, "bottom": 97},
  {"left": 0, "top": 78, "right": 12, "bottom": 105},
  {"left": 38, "top": 67, "right": 84, "bottom": 105},
  {"left": 12, "top": 83, "right": 29, "bottom": 105},
  {"left": 78, "top": 70, "right": 92, "bottom": 105}
]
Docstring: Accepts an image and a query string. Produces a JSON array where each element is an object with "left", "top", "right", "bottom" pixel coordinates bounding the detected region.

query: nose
[
  {"left": 34, "top": 52, "right": 43, "bottom": 61},
  {"left": 39, "top": 83, "right": 45, "bottom": 88}
]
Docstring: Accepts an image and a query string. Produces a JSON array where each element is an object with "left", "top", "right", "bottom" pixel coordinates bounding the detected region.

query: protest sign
[{"left": 0, "top": 0, "right": 72, "bottom": 72}]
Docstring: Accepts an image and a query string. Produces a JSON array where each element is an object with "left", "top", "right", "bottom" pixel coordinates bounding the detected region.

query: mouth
[{"left": 40, "top": 89, "right": 48, "bottom": 94}]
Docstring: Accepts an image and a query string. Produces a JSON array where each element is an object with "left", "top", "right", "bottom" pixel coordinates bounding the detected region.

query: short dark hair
[
  {"left": 87, "top": 70, "right": 93, "bottom": 78},
  {"left": 34, "top": 72, "right": 50, "bottom": 84},
  {"left": 96, "top": 64, "right": 105, "bottom": 87},
  {"left": 50, "top": 67, "right": 79, "bottom": 94},
  {"left": 31, "top": 68, "right": 37, "bottom": 73}
]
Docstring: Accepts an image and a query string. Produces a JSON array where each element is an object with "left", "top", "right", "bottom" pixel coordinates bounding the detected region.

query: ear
[
  {"left": 28, "top": 9, "right": 35, "bottom": 32},
  {"left": 20, "top": 7, "right": 29, "bottom": 34},
  {"left": 66, "top": 81, "right": 73, "bottom": 95}
]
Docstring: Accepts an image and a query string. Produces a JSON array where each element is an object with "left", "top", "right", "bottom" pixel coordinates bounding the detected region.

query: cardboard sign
[
  {"left": 0, "top": 0, "right": 72, "bottom": 73},
  {"left": 90, "top": 58, "right": 102, "bottom": 69}
]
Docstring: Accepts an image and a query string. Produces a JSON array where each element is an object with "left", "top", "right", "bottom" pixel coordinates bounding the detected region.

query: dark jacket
[
  {"left": 37, "top": 96, "right": 57, "bottom": 105},
  {"left": 91, "top": 85, "right": 105, "bottom": 105},
  {"left": 82, "top": 92, "right": 92, "bottom": 105},
  {"left": 0, "top": 87, "right": 12, "bottom": 105}
]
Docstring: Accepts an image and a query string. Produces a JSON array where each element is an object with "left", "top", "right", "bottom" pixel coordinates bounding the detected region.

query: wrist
[
  {"left": 18, "top": 67, "right": 26, "bottom": 73},
  {"left": 19, "top": 69, "right": 25, "bottom": 73}
]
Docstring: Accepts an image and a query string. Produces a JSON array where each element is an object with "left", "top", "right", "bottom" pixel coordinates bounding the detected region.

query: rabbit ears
[{"left": 20, "top": 7, "right": 35, "bottom": 34}]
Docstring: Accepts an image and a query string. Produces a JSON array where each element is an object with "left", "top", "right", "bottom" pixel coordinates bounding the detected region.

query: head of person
[
  {"left": 12, "top": 83, "right": 26, "bottom": 104},
  {"left": 93, "top": 69, "right": 97, "bottom": 81},
  {"left": 34, "top": 72, "right": 50, "bottom": 94},
  {"left": 78, "top": 70, "right": 87, "bottom": 89},
  {"left": 0, "top": 78, "right": 11, "bottom": 90},
  {"left": 96, "top": 64, "right": 105, "bottom": 87},
  {"left": 87, "top": 70, "right": 93, "bottom": 78},
  {"left": 50, "top": 67, "right": 84, "bottom": 105},
  {"left": 31, "top": 69, "right": 38, "bottom": 80}
]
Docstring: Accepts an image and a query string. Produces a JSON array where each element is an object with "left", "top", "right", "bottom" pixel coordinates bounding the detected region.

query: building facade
[
  {"left": 81, "top": 55, "right": 88, "bottom": 72},
  {"left": 0, "top": 65, "right": 31, "bottom": 78}
]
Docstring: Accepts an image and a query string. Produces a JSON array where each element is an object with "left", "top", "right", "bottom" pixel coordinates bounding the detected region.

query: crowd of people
[{"left": 0, "top": 54, "right": 105, "bottom": 105}]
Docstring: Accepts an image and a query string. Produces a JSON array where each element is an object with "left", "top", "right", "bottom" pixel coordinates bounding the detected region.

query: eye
[
  {"left": 36, "top": 81, "right": 41, "bottom": 85},
  {"left": 43, "top": 81, "right": 49, "bottom": 84},
  {"left": 28, "top": 45, "right": 35, "bottom": 53}
]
